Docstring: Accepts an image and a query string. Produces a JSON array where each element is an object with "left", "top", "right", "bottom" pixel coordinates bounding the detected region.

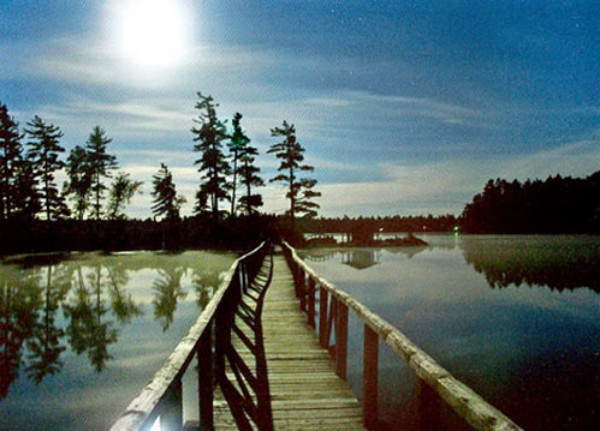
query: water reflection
[
  {"left": 0, "top": 251, "right": 233, "bottom": 402},
  {"left": 342, "top": 250, "right": 381, "bottom": 270},
  {"left": 460, "top": 237, "right": 600, "bottom": 292},
  {"left": 152, "top": 267, "right": 187, "bottom": 331}
]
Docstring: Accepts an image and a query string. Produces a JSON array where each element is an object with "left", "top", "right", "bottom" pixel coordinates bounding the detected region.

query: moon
[{"left": 113, "top": 0, "right": 191, "bottom": 67}]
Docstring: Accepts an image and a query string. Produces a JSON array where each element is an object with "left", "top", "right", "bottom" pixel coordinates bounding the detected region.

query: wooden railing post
[
  {"left": 335, "top": 300, "right": 348, "bottom": 380},
  {"left": 298, "top": 269, "right": 306, "bottom": 311},
  {"left": 416, "top": 378, "right": 441, "bottom": 430},
  {"left": 307, "top": 277, "right": 316, "bottom": 328},
  {"left": 161, "top": 379, "right": 183, "bottom": 431},
  {"left": 318, "top": 287, "right": 329, "bottom": 348},
  {"left": 363, "top": 325, "right": 379, "bottom": 429},
  {"left": 198, "top": 323, "right": 214, "bottom": 431}
]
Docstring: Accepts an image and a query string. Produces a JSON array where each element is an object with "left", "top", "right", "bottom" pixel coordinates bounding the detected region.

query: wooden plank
[
  {"left": 214, "top": 250, "right": 363, "bottom": 430},
  {"left": 363, "top": 324, "right": 379, "bottom": 429}
]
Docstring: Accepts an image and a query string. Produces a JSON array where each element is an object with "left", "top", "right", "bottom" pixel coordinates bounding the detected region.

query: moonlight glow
[{"left": 113, "top": 0, "right": 191, "bottom": 67}]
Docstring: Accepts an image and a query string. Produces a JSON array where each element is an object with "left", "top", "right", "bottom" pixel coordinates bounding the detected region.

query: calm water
[
  {"left": 299, "top": 235, "right": 600, "bottom": 431},
  {"left": 0, "top": 250, "right": 235, "bottom": 431}
]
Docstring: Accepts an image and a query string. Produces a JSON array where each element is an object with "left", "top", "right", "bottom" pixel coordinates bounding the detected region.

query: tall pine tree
[
  {"left": 107, "top": 172, "right": 143, "bottom": 219},
  {"left": 0, "top": 102, "right": 24, "bottom": 220},
  {"left": 151, "top": 163, "right": 185, "bottom": 220},
  {"left": 64, "top": 145, "right": 93, "bottom": 220},
  {"left": 227, "top": 112, "right": 248, "bottom": 217},
  {"left": 191, "top": 93, "right": 230, "bottom": 222},
  {"left": 85, "top": 126, "right": 118, "bottom": 220},
  {"left": 25, "top": 116, "right": 69, "bottom": 220},
  {"left": 269, "top": 121, "right": 320, "bottom": 231}
]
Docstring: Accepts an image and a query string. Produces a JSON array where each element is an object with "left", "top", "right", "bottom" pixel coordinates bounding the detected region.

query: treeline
[
  {"left": 299, "top": 214, "right": 458, "bottom": 234},
  {"left": 461, "top": 171, "right": 600, "bottom": 233},
  {"left": 0, "top": 93, "right": 321, "bottom": 253}
]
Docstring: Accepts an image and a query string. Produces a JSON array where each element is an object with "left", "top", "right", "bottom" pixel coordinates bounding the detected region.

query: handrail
[
  {"left": 111, "top": 241, "right": 269, "bottom": 431},
  {"left": 282, "top": 241, "right": 523, "bottom": 431}
]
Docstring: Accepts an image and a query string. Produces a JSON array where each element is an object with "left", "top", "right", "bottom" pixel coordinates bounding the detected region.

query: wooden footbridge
[{"left": 111, "top": 242, "right": 522, "bottom": 431}]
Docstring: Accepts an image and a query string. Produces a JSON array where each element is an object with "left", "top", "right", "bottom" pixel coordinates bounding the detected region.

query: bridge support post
[
  {"left": 416, "top": 378, "right": 441, "bottom": 430},
  {"left": 335, "top": 300, "right": 348, "bottom": 379},
  {"left": 307, "top": 277, "right": 316, "bottom": 328},
  {"left": 198, "top": 324, "right": 214, "bottom": 431},
  {"left": 363, "top": 325, "right": 379, "bottom": 429},
  {"left": 319, "top": 288, "right": 329, "bottom": 348}
]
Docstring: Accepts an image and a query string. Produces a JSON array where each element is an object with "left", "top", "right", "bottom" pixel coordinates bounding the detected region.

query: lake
[
  {"left": 0, "top": 250, "right": 235, "bottom": 431},
  {"left": 299, "top": 235, "right": 600, "bottom": 431}
]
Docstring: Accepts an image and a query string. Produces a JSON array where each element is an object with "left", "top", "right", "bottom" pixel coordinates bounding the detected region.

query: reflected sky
[
  {"left": 299, "top": 235, "right": 600, "bottom": 431},
  {"left": 0, "top": 250, "right": 234, "bottom": 430}
]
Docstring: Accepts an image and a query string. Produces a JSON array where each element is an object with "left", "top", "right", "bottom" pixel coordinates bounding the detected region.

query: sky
[{"left": 1, "top": 0, "right": 598, "bottom": 218}]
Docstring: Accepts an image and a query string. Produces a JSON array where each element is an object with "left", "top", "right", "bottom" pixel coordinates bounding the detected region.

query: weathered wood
[
  {"left": 197, "top": 327, "right": 213, "bottom": 431},
  {"left": 111, "top": 242, "right": 267, "bottom": 431},
  {"left": 282, "top": 241, "right": 524, "bottom": 431},
  {"left": 335, "top": 300, "right": 348, "bottom": 380},
  {"left": 298, "top": 269, "right": 306, "bottom": 311},
  {"left": 417, "top": 377, "right": 440, "bottom": 430},
  {"left": 363, "top": 324, "right": 379, "bottom": 429},
  {"left": 213, "top": 251, "right": 363, "bottom": 430},
  {"left": 318, "top": 286, "right": 329, "bottom": 348},
  {"left": 307, "top": 276, "right": 316, "bottom": 328}
]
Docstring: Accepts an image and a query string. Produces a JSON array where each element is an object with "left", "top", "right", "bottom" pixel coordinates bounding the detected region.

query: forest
[
  {"left": 461, "top": 171, "right": 600, "bottom": 234},
  {"left": 2, "top": 94, "right": 598, "bottom": 256}
]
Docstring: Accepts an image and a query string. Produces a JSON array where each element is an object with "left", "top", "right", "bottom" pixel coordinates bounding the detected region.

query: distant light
[{"left": 110, "top": 0, "right": 193, "bottom": 68}]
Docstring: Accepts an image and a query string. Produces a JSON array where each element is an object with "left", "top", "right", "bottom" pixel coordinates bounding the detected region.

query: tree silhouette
[
  {"left": 11, "top": 156, "right": 40, "bottom": 221},
  {"left": 85, "top": 126, "right": 118, "bottom": 220},
  {"left": 228, "top": 112, "right": 249, "bottom": 216},
  {"left": 64, "top": 145, "right": 93, "bottom": 220},
  {"left": 0, "top": 102, "right": 24, "bottom": 220},
  {"left": 151, "top": 163, "right": 186, "bottom": 220},
  {"left": 269, "top": 121, "right": 320, "bottom": 231},
  {"left": 25, "top": 116, "right": 69, "bottom": 220},
  {"left": 107, "top": 172, "right": 143, "bottom": 220},
  {"left": 234, "top": 114, "right": 264, "bottom": 216},
  {"left": 191, "top": 92, "right": 230, "bottom": 221}
]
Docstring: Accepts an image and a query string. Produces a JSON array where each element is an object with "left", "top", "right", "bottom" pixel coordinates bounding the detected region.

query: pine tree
[
  {"left": 85, "top": 126, "right": 118, "bottom": 220},
  {"left": 25, "top": 116, "right": 69, "bottom": 220},
  {"left": 268, "top": 121, "right": 320, "bottom": 231},
  {"left": 107, "top": 172, "right": 143, "bottom": 219},
  {"left": 0, "top": 102, "right": 24, "bottom": 220},
  {"left": 227, "top": 112, "right": 249, "bottom": 216},
  {"left": 151, "top": 163, "right": 186, "bottom": 220},
  {"left": 64, "top": 145, "right": 93, "bottom": 220},
  {"left": 237, "top": 124, "right": 264, "bottom": 216},
  {"left": 191, "top": 92, "right": 230, "bottom": 221}
]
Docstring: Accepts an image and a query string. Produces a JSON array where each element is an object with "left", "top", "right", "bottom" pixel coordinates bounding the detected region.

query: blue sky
[{"left": 1, "top": 0, "right": 598, "bottom": 218}]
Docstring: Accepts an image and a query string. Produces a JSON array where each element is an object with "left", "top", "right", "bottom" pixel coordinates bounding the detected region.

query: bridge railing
[
  {"left": 110, "top": 241, "right": 271, "bottom": 431},
  {"left": 282, "top": 241, "right": 523, "bottom": 431}
]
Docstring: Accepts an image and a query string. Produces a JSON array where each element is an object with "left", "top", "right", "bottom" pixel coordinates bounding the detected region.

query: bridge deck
[{"left": 213, "top": 251, "right": 363, "bottom": 430}]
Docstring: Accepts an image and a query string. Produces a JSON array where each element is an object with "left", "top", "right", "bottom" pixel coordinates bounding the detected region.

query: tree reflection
[
  {"left": 64, "top": 265, "right": 118, "bottom": 372},
  {"left": 0, "top": 250, "right": 234, "bottom": 400},
  {"left": 0, "top": 267, "right": 41, "bottom": 399},
  {"left": 25, "top": 265, "right": 70, "bottom": 383},
  {"left": 106, "top": 265, "right": 142, "bottom": 324},
  {"left": 192, "top": 268, "right": 221, "bottom": 308},
  {"left": 152, "top": 267, "right": 187, "bottom": 331},
  {"left": 461, "top": 239, "right": 600, "bottom": 292}
]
